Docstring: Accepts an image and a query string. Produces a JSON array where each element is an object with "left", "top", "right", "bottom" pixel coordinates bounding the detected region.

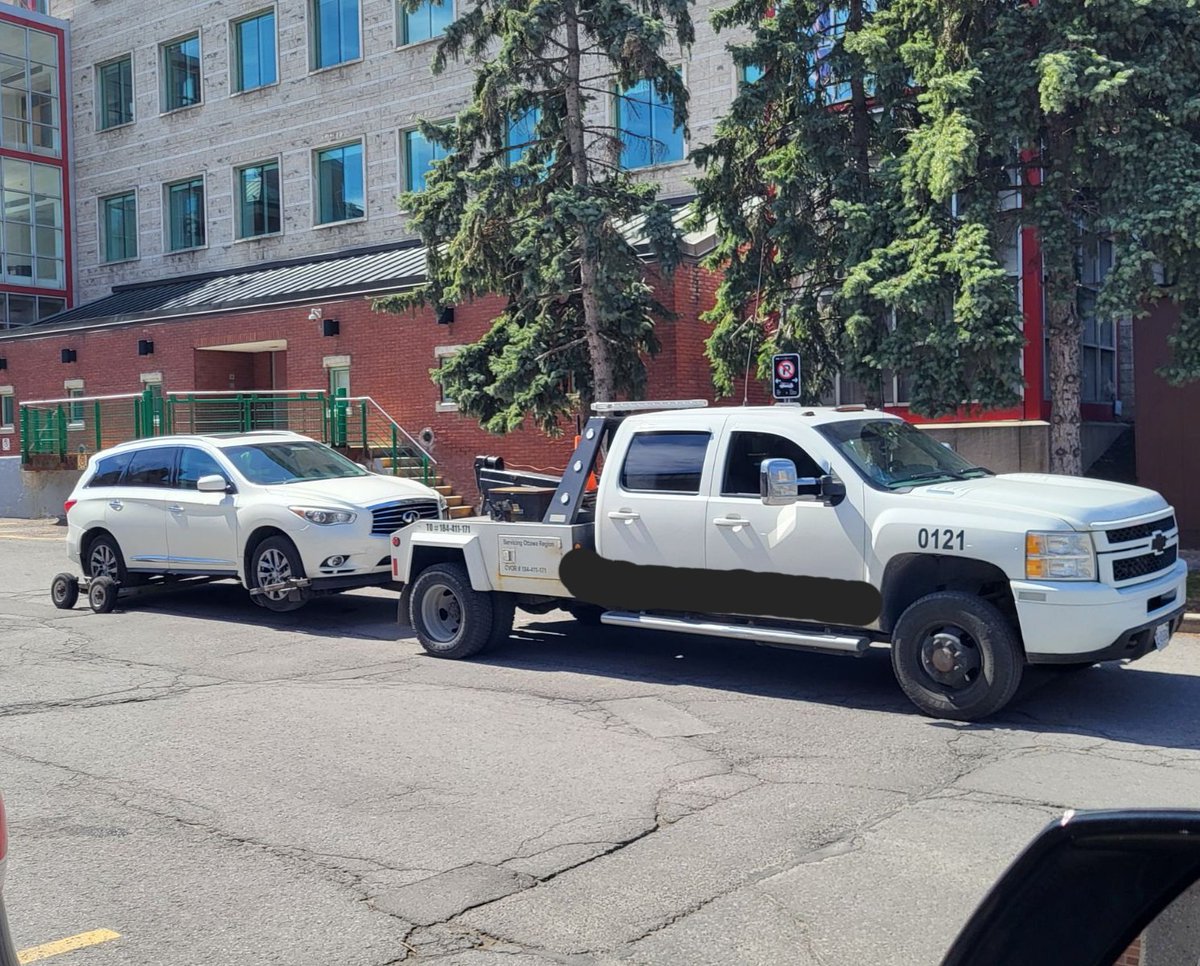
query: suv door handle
[
  {"left": 168, "top": 505, "right": 184, "bottom": 514},
  {"left": 108, "top": 500, "right": 123, "bottom": 511},
  {"left": 607, "top": 509, "right": 640, "bottom": 522},
  {"left": 713, "top": 516, "right": 746, "bottom": 528}
]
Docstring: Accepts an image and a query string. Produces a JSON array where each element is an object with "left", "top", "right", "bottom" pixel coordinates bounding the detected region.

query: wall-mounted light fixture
[
  {"left": 308, "top": 307, "right": 323, "bottom": 321},
  {"left": 436, "top": 305, "right": 454, "bottom": 325},
  {"left": 61, "top": 348, "right": 76, "bottom": 363},
  {"left": 138, "top": 339, "right": 154, "bottom": 356},
  {"left": 322, "top": 318, "right": 340, "bottom": 337}
]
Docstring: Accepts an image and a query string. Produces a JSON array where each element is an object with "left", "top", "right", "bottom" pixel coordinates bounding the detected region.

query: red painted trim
[
  {"left": 1080, "top": 403, "right": 1115, "bottom": 423},
  {"left": 0, "top": 283, "right": 68, "bottom": 298},
  {"left": 884, "top": 405, "right": 1027, "bottom": 424}
]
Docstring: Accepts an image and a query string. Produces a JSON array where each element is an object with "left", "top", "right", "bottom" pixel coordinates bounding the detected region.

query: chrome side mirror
[{"left": 760, "top": 459, "right": 844, "bottom": 507}]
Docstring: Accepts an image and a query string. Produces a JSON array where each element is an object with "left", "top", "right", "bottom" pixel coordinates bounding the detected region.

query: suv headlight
[
  {"left": 290, "top": 507, "right": 357, "bottom": 526},
  {"left": 1026, "top": 531, "right": 1096, "bottom": 580}
]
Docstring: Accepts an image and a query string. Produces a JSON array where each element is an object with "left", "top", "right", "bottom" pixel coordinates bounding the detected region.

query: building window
[
  {"left": 434, "top": 345, "right": 462, "bottom": 411},
  {"left": 96, "top": 55, "right": 133, "bottom": 130},
  {"left": 809, "top": 1, "right": 877, "bottom": 105},
  {"left": 232, "top": 10, "right": 277, "bottom": 92},
  {"left": 617, "top": 77, "right": 684, "bottom": 170},
  {"left": 402, "top": 128, "right": 446, "bottom": 193},
  {"left": 400, "top": 0, "right": 452, "bottom": 46},
  {"left": 314, "top": 141, "right": 364, "bottom": 224},
  {"left": 311, "top": 0, "right": 360, "bottom": 70},
  {"left": 161, "top": 34, "right": 202, "bottom": 112},
  {"left": 0, "top": 22, "right": 60, "bottom": 156},
  {"left": 0, "top": 389, "right": 13, "bottom": 430},
  {"left": 1, "top": 158, "right": 64, "bottom": 288},
  {"left": 0, "top": 293, "right": 61, "bottom": 328},
  {"left": 166, "top": 177, "right": 205, "bottom": 251},
  {"left": 505, "top": 108, "right": 540, "bottom": 166},
  {"left": 100, "top": 191, "right": 137, "bottom": 262},
  {"left": 740, "top": 63, "right": 764, "bottom": 86},
  {"left": 236, "top": 160, "right": 281, "bottom": 238},
  {"left": 1079, "top": 236, "right": 1116, "bottom": 404},
  {"left": 66, "top": 384, "right": 84, "bottom": 427}
]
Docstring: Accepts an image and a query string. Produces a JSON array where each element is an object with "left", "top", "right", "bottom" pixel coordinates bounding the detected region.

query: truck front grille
[
  {"left": 370, "top": 500, "right": 441, "bottom": 535},
  {"left": 1106, "top": 514, "right": 1176, "bottom": 545},
  {"left": 1112, "top": 545, "right": 1177, "bottom": 583}
]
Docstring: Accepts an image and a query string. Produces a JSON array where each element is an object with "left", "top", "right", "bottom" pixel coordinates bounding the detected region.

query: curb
[{"left": 1182, "top": 613, "right": 1200, "bottom": 635}]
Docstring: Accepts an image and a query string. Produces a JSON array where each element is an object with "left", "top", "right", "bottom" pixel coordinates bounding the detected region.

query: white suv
[{"left": 64, "top": 431, "right": 446, "bottom": 611}]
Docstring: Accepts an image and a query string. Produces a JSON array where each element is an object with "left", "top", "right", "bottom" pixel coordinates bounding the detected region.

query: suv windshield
[
  {"left": 817, "top": 418, "right": 991, "bottom": 489},
  {"left": 223, "top": 441, "right": 370, "bottom": 485}
]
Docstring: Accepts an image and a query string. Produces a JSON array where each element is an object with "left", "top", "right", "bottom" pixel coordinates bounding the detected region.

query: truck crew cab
[{"left": 392, "top": 401, "right": 1187, "bottom": 721}]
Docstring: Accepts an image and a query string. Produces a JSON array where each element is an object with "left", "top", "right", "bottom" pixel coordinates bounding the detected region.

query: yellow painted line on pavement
[{"left": 17, "top": 930, "right": 121, "bottom": 963}]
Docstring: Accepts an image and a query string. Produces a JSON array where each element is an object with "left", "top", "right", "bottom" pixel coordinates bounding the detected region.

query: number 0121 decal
[{"left": 918, "top": 528, "right": 965, "bottom": 551}]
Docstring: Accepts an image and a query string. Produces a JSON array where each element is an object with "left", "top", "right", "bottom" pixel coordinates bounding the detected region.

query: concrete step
[
  {"left": 448, "top": 505, "right": 474, "bottom": 519},
  {"left": 434, "top": 485, "right": 453, "bottom": 496},
  {"left": 443, "top": 495, "right": 464, "bottom": 508}
]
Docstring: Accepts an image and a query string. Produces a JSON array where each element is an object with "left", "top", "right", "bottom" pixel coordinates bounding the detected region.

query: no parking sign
[{"left": 772, "top": 353, "right": 801, "bottom": 400}]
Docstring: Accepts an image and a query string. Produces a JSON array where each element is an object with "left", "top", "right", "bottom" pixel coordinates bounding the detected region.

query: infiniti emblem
[
  {"left": 1151, "top": 531, "right": 1167, "bottom": 555},
  {"left": 401, "top": 510, "right": 421, "bottom": 526}
]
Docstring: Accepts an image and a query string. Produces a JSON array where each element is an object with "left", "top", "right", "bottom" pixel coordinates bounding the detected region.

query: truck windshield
[
  {"left": 817, "top": 419, "right": 991, "bottom": 489},
  {"left": 223, "top": 441, "right": 370, "bottom": 485}
]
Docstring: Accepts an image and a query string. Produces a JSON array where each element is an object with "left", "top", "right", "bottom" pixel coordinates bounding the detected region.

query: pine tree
[
  {"left": 697, "top": 0, "right": 1200, "bottom": 475},
  {"left": 374, "top": 0, "right": 693, "bottom": 434}
]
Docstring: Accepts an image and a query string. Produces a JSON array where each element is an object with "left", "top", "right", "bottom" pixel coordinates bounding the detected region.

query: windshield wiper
[{"left": 891, "top": 467, "right": 991, "bottom": 487}]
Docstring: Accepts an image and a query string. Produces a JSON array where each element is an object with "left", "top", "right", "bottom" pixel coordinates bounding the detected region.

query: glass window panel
[
  {"left": 312, "top": 0, "right": 359, "bottom": 68},
  {"left": 0, "top": 61, "right": 26, "bottom": 90},
  {"left": 741, "top": 64, "right": 764, "bottom": 85},
  {"left": 32, "top": 163, "right": 61, "bottom": 199},
  {"left": 5, "top": 221, "right": 30, "bottom": 255},
  {"left": 1082, "top": 346, "right": 1098, "bottom": 402},
  {"left": 505, "top": 107, "right": 539, "bottom": 165},
  {"left": 102, "top": 193, "right": 138, "bottom": 262},
  {"left": 31, "top": 123, "right": 56, "bottom": 154},
  {"left": 97, "top": 57, "right": 132, "bottom": 128},
  {"left": 620, "top": 432, "right": 710, "bottom": 493},
  {"left": 618, "top": 78, "right": 683, "bottom": 170},
  {"left": 5, "top": 251, "right": 32, "bottom": 282},
  {"left": 30, "top": 91, "right": 54, "bottom": 125},
  {"left": 1099, "top": 317, "right": 1115, "bottom": 348},
  {"left": 0, "top": 29, "right": 25, "bottom": 61},
  {"left": 2, "top": 85, "right": 26, "bottom": 120},
  {"left": 315, "top": 142, "right": 363, "bottom": 223},
  {"left": 2, "top": 118, "right": 27, "bottom": 149},
  {"left": 234, "top": 11, "right": 276, "bottom": 91},
  {"left": 5, "top": 190, "right": 31, "bottom": 224},
  {"left": 402, "top": 0, "right": 452, "bottom": 45},
  {"left": 162, "top": 35, "right": 201, "bottom": 111},
  {"left": 3, "top": 158, "right": 29, "bottom": 193},
  {"left": 35, "top": 254, "right": 61, "bottom": 285},
  {"left": 35, "top": 225, "right": 60, "bottom": 258},
  {"left": 236, "top": 160, "right": 280, "bottom": 237},
  {"left": 27, "top": 29, "right": 56, "bottom": 67},
  {"left": 29, "top": 62, "right": 54, "bottom": 96},
  {"left": 7, "top": 294, "right": 36, "bottom": 324},
  {"left": 404, "top": 128, "right": 446, "bottom": 192},
  {"left": 123, "top": 447, "right": 177, "bottom": 487},
  {"left": 176, "top": 447, "right": 227, "bottom": 489},
  {"left": 1, "top": 393, "right": 13, "bottom": 427},
  {"left": 167, "top": 178, "right": 205, "bottom": 250},
  {"left": 37, "top": 296, "right": 64, "bottom": 319}
]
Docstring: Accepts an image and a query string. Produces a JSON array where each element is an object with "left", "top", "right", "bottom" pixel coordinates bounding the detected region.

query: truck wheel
[
  {"left": 248, "top": 536, "right": 310, "bottom": 613},
  {"left": 409, "top": 563, "right": 498, "bottom": 659},
  {"left": 891, "top": 591, "right": 1023, "bottom": 722},
  {"left": 50, "top": 572, "right": 79, "bottom": 609},
  {"left": 88, "top": 576, "right": 118, "bottom": 614}
]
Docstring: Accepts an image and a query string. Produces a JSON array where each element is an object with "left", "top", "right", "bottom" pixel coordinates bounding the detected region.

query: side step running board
[{"left": 599, "top": 611, "right": 870, "bottom": 657}]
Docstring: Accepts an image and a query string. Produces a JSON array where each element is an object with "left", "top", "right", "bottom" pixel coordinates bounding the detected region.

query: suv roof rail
[{"left": 591, "top": 399, "right": 709, "bottom": 413}]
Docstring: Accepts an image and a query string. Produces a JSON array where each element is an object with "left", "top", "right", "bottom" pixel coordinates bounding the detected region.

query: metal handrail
[
  {"left": 349, "top": 396, "right": 437, "bottom": 465},
  {"left": 166, "top": 389, "right": 327, "bottom": 397},
  {"left": 20, "top": 392, "right": 143, "bottom": 406}
]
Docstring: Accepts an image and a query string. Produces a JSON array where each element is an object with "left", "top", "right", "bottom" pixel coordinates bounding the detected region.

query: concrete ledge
[{"left": 1181, "top": 613, "right": 1200, "bottom": 635}]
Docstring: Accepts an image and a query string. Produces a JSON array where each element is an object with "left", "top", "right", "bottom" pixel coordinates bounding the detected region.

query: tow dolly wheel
[
  {"left": 50, "top": 572, "right": 79, "bottom": 610},
  {"left": 87, "top": 576, "right": 119, "bottom": 614}
]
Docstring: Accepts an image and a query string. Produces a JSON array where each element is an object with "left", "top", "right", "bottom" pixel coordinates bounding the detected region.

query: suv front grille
[
  {"left": 1112, "top": 545, "right": 1177, "bottom": 582},
  {"left": 1106, "top": 514, "right": 1176, "bottom": 545},
  {"left": 371, "top": 500, "right": 441, "bottom": 535}
]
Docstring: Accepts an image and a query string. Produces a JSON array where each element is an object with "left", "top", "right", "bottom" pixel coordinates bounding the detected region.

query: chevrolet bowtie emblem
[{"left": 1151, "top": 531, "right": 1167, "bottom": 555}]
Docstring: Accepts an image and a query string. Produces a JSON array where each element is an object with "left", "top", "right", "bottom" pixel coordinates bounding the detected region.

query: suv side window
[
  {"left": 176, "top": 447, "right": 227, "bottom": 490},
  {"left": 620, "top": 432, "right": 710, "bottom": 494},
  {"left": 87, "top": 452, "right": 133, "bottom": 487},
  {"left": 721, "top": 431, "right": 825, "bottom": 497},
  {"left": 121, "top": 446, "right": 177, "bottom": 487}
]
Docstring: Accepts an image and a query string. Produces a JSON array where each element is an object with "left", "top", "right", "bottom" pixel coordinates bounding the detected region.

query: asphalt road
[{"left": 2, "top": 517, "right": 1199, "bottom": 966}]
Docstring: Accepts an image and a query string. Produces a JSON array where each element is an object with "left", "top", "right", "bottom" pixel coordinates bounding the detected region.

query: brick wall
[
  {"left": 1115, "top": 935, "right": 1142, "bottom": 966},
  {"left": 0, "top": 261, "right": 733, "bottom": 502}
]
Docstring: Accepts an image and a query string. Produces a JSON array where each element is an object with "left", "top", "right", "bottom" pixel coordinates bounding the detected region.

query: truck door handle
[
  {"left": 713, "top": 516, "right": 746, "bottom": 528},
  {"left": 108, "top": 500, "right": 123, "bottom": 511},
  {"left": 168, "top": 505, "right": 184, "bottom": 514},
  {"left": 608, "top": 509, "right": 640, "bottom": 522}
]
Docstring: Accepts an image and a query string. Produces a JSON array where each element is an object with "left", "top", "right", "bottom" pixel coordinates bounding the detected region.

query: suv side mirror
[
  {"left": 197, "top": 474, "right": 231, "bottom": 493},
  {"left": 761, "top": 460, "right": 846, "bottom": 507}
]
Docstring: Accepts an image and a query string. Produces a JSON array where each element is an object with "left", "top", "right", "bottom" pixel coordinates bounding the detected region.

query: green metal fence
[{"left": 19, "top": 388, "right": 435, "bottom": 484}]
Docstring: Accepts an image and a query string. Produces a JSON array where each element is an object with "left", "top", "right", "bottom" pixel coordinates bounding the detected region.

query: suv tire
[
  {"left": 85, "top": 533, "right": 127, "bottom": 585},
  {"left": 248, "top": 536, "right": 310, "bottom": 613},
  {"left": 409, "top": 562, "right": 501, "bottom": 659},
  {"left": 891, "top": 591, "right": 1023, "bottom": 722}
]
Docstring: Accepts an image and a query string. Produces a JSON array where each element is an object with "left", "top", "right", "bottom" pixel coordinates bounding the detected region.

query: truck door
[
  {"left": 595, "top": 415, "right": 721, "bottom": 567},
  {"left": 704, "top": 420, "right": 867, "bottom": 583}
]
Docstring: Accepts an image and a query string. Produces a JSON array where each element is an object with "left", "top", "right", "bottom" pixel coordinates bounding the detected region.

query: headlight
[
  {"left": 1025, "top": 531, "right": 1096, "bottom": 580},
  {"left": 290, "top": 506, "right": 357, "bottom": 526}
]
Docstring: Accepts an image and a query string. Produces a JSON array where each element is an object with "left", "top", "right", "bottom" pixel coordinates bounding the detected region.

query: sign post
[{"left": 772, "top": 353, "right": 801, "bottom": 401}]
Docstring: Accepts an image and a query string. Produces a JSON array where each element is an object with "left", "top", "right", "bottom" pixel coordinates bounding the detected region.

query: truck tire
[
  {"left": 409, "top": 562, "right": 499, "bottom": 659},
  {"left": 248, "top": 536, "right": 310, "bottom": 613},
  {"left": 891, "top": 591, "right": 1023, "bottom": 721}
]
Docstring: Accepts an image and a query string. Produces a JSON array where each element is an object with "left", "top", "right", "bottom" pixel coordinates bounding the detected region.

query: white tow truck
[{"left": 391, "top": 400, "right": 1187, "bottom": 720}]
